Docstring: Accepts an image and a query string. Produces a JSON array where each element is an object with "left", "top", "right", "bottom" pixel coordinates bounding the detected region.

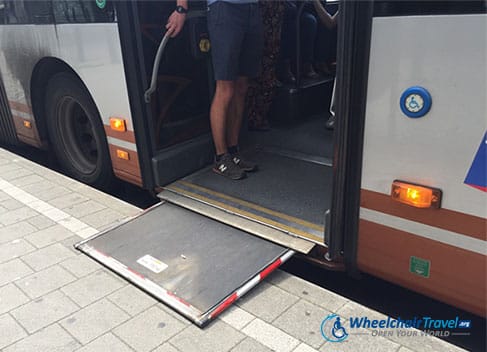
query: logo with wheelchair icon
[
  {"left": 405, "top": 94, "right": 423, "bottom": 113},
  {"left": 400, "top": 86, "right": 432, "bottom": 118},
  {"left": 321, "top": 314, "right": 349, "bottom": 343}
]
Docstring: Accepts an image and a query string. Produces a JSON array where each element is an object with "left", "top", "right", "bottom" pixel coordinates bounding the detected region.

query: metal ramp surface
[{"left": 75, "top": 201, "right": 295, "bottom": 327}]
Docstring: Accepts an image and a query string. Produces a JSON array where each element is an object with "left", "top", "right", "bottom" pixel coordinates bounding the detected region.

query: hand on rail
[
  {"left": 313, "top": 0, "right": 338, "bottom": 29},
  {"left": 166, "top": 10, "right": 186, "bottom": 38}
]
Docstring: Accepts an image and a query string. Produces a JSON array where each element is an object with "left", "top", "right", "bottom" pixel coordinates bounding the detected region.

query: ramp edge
[
  {"left": 77, "top": 242, "right": 294, "bottom": 328},
  {"left": 74, "top": 202, "right": 163, "bottom": 249},
  {"left": 76, "top": 243, "right": 205, "bottom": 325},
  {"left": 200, "top": 249, "right": 295, "bottom": 327}
]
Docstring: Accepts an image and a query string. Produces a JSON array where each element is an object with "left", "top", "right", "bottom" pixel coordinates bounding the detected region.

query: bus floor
[
  {"left": 164, "top": 116, "right": 333, "bottom": 245},
  {"left": 242, "top": 114, "right": 334, "bottom": 160}
]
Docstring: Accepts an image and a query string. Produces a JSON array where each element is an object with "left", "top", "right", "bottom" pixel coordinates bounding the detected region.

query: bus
[{"left": 0, "top": 1, "right": 485, "bottom": 325}]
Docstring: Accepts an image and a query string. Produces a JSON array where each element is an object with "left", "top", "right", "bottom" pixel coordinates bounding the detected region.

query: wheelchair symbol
[
  {"left": 405, "top": 94, "right": 424, "bottom": 113},
  {"left": 400, "top": 86, "right": 431, "bottom": 118},
  {"left": 321, "top": 314, "right": 349, "bottom": 342},
  {"left": 408, "top": 97, "right": 419, "bottom": 110},
  {"left": 332, "top": 317, "right": 348, "bottom": 340}
]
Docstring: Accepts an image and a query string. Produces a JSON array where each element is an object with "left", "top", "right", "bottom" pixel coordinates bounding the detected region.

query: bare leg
[
  {"left": 210, "top": 80, "right": 235, "bottom": 155},
  {"left": 227, "top": 76, "right": 249, "bottom": 147}
]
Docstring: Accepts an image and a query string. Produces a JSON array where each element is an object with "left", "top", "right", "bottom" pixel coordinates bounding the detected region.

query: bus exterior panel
[
  {"left": 358, "top": 14, "right": 487, "bottom": 316},
  {"left": 0, "top": 6, "right": 142, "bottom": 186}
]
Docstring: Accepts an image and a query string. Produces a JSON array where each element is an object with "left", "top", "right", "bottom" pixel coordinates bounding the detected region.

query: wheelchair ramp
[{"left": 75, "top": 201, "right": 294, "bottom": 327}]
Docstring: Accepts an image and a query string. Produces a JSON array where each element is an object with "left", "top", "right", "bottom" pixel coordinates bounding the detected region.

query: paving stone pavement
[{"left": 0, "top": 148, "right": 467, "bottom": 352}]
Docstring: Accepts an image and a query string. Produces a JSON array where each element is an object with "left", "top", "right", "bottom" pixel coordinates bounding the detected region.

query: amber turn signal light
[
  {"left": 110, "top": 118, "right": 126, "bottom": 132},
  {"left": 391, "top": 180, "right": 441, "bottom": 209},
  {"left": 116, "top": 149, "right": 130, "bottom": 160},
  {"left": 23, "top": 120, "right": 32, "bottom": 129}
]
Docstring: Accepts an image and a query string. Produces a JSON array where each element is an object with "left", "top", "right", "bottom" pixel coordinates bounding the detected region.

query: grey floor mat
[
  {"left": 183, "top": 150, "right": 332, "bottom": 227},
  {"left": 242, "top": 116, "right": 334, "bottom": 159}
]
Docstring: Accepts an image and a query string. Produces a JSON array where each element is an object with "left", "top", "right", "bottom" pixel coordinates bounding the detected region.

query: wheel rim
[{"left": 56, "top": 96, "right": 99, "bottom": 176}]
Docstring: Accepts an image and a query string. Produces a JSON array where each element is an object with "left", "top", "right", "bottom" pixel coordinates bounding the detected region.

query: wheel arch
[{"left": 30, "top": 57, "right": 103, "bottom": 143}]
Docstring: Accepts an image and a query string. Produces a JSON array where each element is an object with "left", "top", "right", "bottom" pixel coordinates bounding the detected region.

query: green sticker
[
  {"left": 409, "top": 256, "right": 430, "bottom": 278},
  {"left": 96, "top": 0, "right": 106, "bottom": 9}
]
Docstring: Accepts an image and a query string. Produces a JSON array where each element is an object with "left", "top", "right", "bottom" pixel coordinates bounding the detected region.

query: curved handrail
[{"left": 144, "top": 31, "right": 171, "bottom": 103}]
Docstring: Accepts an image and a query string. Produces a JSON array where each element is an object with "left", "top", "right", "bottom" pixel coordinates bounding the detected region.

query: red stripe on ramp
[
  {"left": 210, "top": 292, "right": 238, "bottom": 319},
  {"left": 259, "top": 258, "right": 282, "bottom": 280}
]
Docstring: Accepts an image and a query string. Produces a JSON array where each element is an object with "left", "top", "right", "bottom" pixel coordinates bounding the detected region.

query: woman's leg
[
  {"left": 300, "top": 11, "right": 318, "bottom": 78},
  {"left": 247, "top": 0, "right": 285, "bottom": 129},
  {"left": 277, "top": 1, "right": 297, "bottom": 83}
]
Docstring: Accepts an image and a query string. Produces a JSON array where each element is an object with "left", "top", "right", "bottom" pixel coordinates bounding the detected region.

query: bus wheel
[{"left": 45, "top": 73, "right": 113, "bottom": 189}]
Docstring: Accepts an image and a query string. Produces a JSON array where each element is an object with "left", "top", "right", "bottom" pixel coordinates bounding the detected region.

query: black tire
[{"left": 45, "top": 72, "right": 113, "bottom": 189}]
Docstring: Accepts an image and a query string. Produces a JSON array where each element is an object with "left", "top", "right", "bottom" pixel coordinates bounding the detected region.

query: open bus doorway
[
  {"left": 77, "top": 0, "right": 348, "bottom": 326},
  {"left": 136, "top": 1, "right": 212, "bottom": 150},
  {"left": 133, "top": 0, "right": 340, "bottom": 254}
]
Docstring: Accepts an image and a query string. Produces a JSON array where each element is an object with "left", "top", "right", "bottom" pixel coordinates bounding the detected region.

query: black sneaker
[
  {"left": 232, "top": 153, "right": 258, "bottom": 172},
  {"left": 213, "top": 154, "right": 246, "bottom": 180}
]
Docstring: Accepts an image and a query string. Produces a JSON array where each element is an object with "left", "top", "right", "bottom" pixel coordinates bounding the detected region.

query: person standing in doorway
[{"left": 207, "top": 0, "right": 264, "bottom": 180}]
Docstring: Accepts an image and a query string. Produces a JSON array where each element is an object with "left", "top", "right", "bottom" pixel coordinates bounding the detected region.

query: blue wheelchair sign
[{"left": 400, "top": 86, "right": 432, "bottom": 118}]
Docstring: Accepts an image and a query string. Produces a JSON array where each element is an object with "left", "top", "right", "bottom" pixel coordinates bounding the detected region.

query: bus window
[
  {"left": 374, "top": 0, "right": 486, "bottom": 16},
  {"left": 4, "top": 0, "right": 28, "bottom": 24},
  {"left": 52, "top": 0, "right": 115, "bottom": 24},
  {"left": 3, "top": 0, "right": 53, "bottom": 24},
  {"left": 0, "top": 1, "right": 5, "bottom": 25},
  {"left": 25, "top": 1, "right": 52, "bottom": 24}
]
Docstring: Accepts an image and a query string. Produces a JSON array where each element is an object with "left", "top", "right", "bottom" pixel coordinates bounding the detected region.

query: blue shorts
[{"left": 207, "top": 1, "right": 264, "bottom": 81}]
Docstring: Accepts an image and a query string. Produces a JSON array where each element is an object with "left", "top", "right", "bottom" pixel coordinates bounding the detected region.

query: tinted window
[
  {"left": 26, "top": 1, "right": 53, "bottom": 24},
  {"left": 4, "top": 1, "right": 53, "bottom": 24},
  {"left": 374, "top": 0, "right": 486, "bottom": 16},
  {"left": 0, "top": 2, "right": 5, "bottom": 24},
  {"left": 5, "top": 0, "right": 28, "bottom": 24},
  {"left": 53, "top": 0, "right": 115, "bottom": 23}
]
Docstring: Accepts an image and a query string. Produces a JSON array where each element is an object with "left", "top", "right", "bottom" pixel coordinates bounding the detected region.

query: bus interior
[{"left": 134, "top": 0, "right": 339, "bottom": 250}]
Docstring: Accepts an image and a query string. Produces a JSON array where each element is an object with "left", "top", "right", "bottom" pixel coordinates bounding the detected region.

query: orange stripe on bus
[
  {"left": 361, "top": 189, "right": 486, "bottom": 241},
  {"left": 358, "top": 219, "right": 486, "bottom": 316},
  {"left": 104, "top": 125, "right": 136, "bottom": 143},
  {"left": 8, "top": 100, "right": 32, "bottom": 114}
]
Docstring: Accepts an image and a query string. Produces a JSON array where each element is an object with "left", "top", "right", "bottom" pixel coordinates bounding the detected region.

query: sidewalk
[{"left": 0, "top": 147, "right": 465, "bottom": 352}]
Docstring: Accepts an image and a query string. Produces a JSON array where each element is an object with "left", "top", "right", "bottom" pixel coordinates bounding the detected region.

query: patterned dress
[{"left": 246, "top": 0, "right": 285, "bottom": 130}]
